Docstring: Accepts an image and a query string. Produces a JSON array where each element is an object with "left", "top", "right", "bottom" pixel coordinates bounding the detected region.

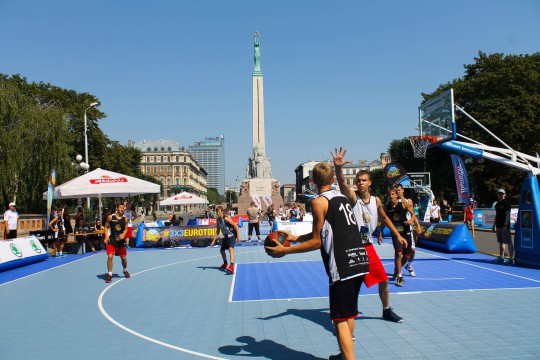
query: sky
[{"left": 1, "top": 0, "right": 539, "bottom": 186}]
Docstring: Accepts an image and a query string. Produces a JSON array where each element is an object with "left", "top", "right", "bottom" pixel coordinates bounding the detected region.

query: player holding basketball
[
  {"left": 104, "top": 203, "right": 130, "bottom": 284},
  {"left": 266, "top": 162, "right": 369, "bottom": 360},
  {"left": 332, "top": 147, "right": 406, "bottom": 322},
  {"left": 210, "top": 206, "right": 241, "bottom": 274}
]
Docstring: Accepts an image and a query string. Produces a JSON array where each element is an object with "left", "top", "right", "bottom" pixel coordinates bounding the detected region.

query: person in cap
[
  {"left": 493, "top": 189, "right": 513, "bottom": 264},
  {"left": 4, "top": 202, "right": 19, "bottom": 239}
]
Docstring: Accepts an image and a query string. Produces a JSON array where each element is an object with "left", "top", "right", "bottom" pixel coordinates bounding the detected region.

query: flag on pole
[
  {"left": 261, "top": 195, "right": 272, "bottom": 207},
  {"left": 251, "top": 195, "right": 262, "bottom": 208},
  {"left": 450, "top": 155, "right": 471, "bottom": 204},
  {"left": 46, "top": 168, "right": 56, "bottom": 230}
]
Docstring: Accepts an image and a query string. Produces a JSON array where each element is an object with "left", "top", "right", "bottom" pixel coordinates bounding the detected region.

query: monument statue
[{"left": 239, "top": 32, "right": 283, "bottom": 215}]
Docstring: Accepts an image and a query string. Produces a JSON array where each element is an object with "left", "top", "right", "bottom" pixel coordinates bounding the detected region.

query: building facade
[
  {"left": 280, "top": 184, "right": 296, "bottom": 203},
  {"left": 129, "top": 139, "right": 208, "bottom": 198},
  {"left": 294, "top": 153, "right": 391, "bottom": 196},
  {"left": 188, "top": 135, "right": 225, "bottom": 195}
]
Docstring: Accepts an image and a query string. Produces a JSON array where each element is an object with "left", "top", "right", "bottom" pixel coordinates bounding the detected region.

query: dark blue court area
[{"left": 232, "top": 252, "right": 540, "bottom": 302}]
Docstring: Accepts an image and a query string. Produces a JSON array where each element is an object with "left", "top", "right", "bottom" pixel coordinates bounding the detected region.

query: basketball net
[{"left": 409, "top": 135, "right": 437, "bottom": 158}]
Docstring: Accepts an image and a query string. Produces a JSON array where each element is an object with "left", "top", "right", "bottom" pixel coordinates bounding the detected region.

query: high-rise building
[{"left": 189, "top": 135, "right": 225, "bottom": 195}]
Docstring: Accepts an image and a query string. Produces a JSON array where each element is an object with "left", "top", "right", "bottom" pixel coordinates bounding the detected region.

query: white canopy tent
[
  {"left": 159, "top": 192, "right": 209, "bottom": 206},
  {"left": 43, "top": 168, "right": 160, "bottom": 200}
]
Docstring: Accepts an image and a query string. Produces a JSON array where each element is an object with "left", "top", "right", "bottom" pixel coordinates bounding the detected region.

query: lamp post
[
  {"left": 84, "top": 102, "right": 99, "bottom": 173},
  {"left": 83, "top": 102, "right": 98, "bottom": 209}
]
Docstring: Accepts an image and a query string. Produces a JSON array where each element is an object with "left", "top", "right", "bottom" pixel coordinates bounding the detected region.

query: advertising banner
[
  {"left": 417, "top": 222, "right": 476, "bottom": 253},
  {"left": 251, "top": 195, "right": 262, "bottom": 208},
  {"left": 383, "top": 163, "right": 410, "bottom": 187},
  {"left": 137, "top": 225, "right": 218, "bottom": 247},
  {"left": 276, "top": 220, "right": 313, "bottom": 237},
  {"left": 450, "top": 154, "right": 471, "bottom": 204},
  {"left": 0, "top": 236, "right": 49, "bottom": 272},
  {"left": 261, "top": 195, "right": 272, "bottom": 207},
  {"left": 196, "top": 218, "right": 217, "bottom": 226}
]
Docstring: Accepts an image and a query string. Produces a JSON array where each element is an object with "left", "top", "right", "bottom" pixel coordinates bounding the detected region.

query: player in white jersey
[
  {"left": 332, "top": 147, "right": 407, "bottom": 323},
  {"left": 266, "top": 162, "right": 369, "bottom": 360}
]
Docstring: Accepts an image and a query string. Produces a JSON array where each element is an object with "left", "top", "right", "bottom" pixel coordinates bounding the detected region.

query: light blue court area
[{"left": 2, "top": 242, "right": 540, "bottom": 359}]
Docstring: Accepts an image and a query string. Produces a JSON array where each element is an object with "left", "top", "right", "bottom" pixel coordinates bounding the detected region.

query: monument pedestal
[{"left": 238, "top": 178, "right": 283, "bottom": 215}]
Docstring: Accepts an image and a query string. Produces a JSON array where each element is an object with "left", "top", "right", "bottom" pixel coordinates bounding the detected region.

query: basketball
[{"left": 264, "top": 230, "right": 291, "bottom": 257}]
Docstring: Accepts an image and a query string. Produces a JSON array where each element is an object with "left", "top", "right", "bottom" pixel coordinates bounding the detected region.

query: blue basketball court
[{"left": 2, "top": 240, "right": 540, "bottom": 359}]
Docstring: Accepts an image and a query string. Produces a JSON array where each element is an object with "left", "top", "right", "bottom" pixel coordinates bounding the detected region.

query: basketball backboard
[
  {"left": 419, "top": 88, "right": 456, "bottom": 144},
  {"left": 408, "top": 172, "right": 431, "bottom": 187}
]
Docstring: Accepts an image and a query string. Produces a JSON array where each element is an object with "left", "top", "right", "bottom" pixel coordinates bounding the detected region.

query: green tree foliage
[
  {"left": 206, "top": 187, "right": 223, "bottom": 205},
  {"left": 390, "top": 51, "right": 540, "bottom": 206},
  {"left": 368, "top": 168, "right": 387, "bottom": 198},
  {"left": 225, "top": 190, "right": 238, "bottom": 204},
  {"left": 0, "top": 74, "right": 151, "bottom": 212}
]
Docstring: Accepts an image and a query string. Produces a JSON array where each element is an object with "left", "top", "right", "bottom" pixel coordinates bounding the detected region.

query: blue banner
[
  {"left": 450, "top": 154, "right": 471, "bottom": 204},
  {"left": 439, "top": 141, "right": 483, "bottom": 158}
]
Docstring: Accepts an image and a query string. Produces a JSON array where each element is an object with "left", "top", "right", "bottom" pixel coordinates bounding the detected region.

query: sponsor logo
[
  {"left": 30, "top": 240, "right": 42, "bottom": 254},
  {"left": 10, "top": 243, "right": 23, "bottom": 258},
  {"left": 386, "top": 166, "right": 401, "bottom": 179},
  {"left": 174, "top": 195, "right": 193, "bottom": 200},
  {"left": 89, "top": 175, "right": 128, "bottom": 184}
]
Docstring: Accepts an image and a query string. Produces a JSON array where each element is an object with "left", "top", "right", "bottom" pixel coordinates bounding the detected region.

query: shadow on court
[
  {"left": 196, "top": 266, "right": 224, "bottom": 271},
  {"left": 96, "top": 273, "right": 123, "bottom": 281},
  {"left": 219, "top": 336, "right": 326, "bottom": 360}
]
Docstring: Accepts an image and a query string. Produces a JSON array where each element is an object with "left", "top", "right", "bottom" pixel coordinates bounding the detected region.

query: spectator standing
[
  {"left": 464, "top": 202, "right": 475, "bottom": 238},
  {"left": 246, "top": 202, "right": 261, "bottom": 242},
  {"left": 49, "top": 207, "right": 66, "bottom": 257},
  {"left": 124, "top": 203, "right": 136, "bottom": 248},
  {"left": 94, "top": 219, "right": 105, "bottom": 250},
  {"left": 139, "top": 208, "right": 146, "bottom": 224},
  {"left": 493, "top": 189, "right": 513, "bottom": 264},
  {"left": 4, "top": 202, "right": 19, "bottom": 239},
  {"left": 428, "top": 199, "right": 441, "bottom": 223},
  {"left": 63, "top": 205, "right": 73, "bottom": 235}
]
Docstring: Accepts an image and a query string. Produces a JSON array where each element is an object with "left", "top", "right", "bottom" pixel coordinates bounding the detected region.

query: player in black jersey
[
  {"left": 266, "top": 162, "right": 369, "bottom": 360},
  {"left": 104, "top": 204, "right": 130, "bottom": 283},
  {"left": 210, "top": 206, "right": 241, "bottom": 274},
  {"left": 380, "top": 187, "right": 417, "bottom": 287}
]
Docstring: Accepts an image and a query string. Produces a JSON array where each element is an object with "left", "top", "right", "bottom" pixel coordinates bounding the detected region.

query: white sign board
[{"left": 0, "top": 236, "right": 49, "bottom": 272}]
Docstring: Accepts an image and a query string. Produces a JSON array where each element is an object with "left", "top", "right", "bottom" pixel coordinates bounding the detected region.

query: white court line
[
  {"left": 0, "top": 252, "right": 100, "bottom": 287},
  {"left": 229, "top": 285, "right": 540, "bottom": 303},
  {"left": 415, "top": 250, "right": 540, "bottom": 284},
  {"left": 228, "top": 264, "right": 237, "bottom": 302},
  {"left": 98, "top": 249, "right": 260, "bottom": 360}
]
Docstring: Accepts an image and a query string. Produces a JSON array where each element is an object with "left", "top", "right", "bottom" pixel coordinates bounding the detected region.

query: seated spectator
[
  {"left": 94, "top": 219, "right": 105, "bottom": 250},
  {"left": 75, "top": 218, "right": 97, "bottom": 252}
]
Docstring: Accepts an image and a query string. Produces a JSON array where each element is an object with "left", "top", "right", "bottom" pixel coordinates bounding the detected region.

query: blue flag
[{"left": 450, "top": 154, "right": 471, "bottom": 204}]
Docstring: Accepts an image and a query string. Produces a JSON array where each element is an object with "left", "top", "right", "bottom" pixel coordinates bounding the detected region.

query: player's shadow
[
  {"left": 258, "top": 308, "right": 380, "bottom": 331},
  {"left": 218, "top": 335, "right": 325, "bottom": 360},
  {"left": 96, "top": 273, "right": 122, "bottom": 280},
  {"left": 196, "top": 266, "right": 223, "bottom": 271}
]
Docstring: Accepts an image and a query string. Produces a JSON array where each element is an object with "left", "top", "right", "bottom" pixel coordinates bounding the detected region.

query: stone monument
[{"left": 238, "top": 32, "right": 283, "bottom": 215}]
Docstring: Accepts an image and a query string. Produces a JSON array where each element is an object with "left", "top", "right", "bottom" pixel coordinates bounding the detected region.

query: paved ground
[{"left": 2, "top": 229, "right": 539, "bottom": 360}]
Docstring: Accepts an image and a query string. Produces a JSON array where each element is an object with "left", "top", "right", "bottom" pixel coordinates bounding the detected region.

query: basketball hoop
[{"left": 409, "top": 135, "right": 437, "bottom": 158}]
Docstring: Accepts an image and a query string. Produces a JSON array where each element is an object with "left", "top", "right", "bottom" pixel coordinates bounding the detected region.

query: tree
[
  {"left": 207, "top": 188, "right": 223, "bottom": 205},
  {"left": 225, "top": 190, "right": 238, "bottom": 205},
  {"left": 390, "top": 51, "right": 540, "bottom": 206},
  {"left": 0, "top": 74, "right": 148, "bottom": 213}
]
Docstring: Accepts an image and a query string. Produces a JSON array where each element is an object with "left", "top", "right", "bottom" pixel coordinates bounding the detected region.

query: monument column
[{"left": 239, "top": 32, "right": 283, "bottom": 215}]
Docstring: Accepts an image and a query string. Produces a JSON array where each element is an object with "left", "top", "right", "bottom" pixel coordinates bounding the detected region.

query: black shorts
[
  {"left": 220, "top": 237, "right": 237, "bottom": 251},
  {"left": 392, "top": 232, "right": 414, "bottom": 254},
  {"left": 248, "top": 223, "right": 260, "bottom": 236},
  {"left": 329, "top": 275, "right": 364, "bottom": 321}
]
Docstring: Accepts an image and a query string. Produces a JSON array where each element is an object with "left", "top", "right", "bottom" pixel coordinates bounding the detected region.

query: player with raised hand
[{"left": 331, "top": 147, "right": 406, "bottom": 323}]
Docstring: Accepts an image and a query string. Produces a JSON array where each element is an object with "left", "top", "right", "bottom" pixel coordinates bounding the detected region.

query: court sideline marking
[{"left": 98, "top": 248, "right": 262, "bottom": 360}]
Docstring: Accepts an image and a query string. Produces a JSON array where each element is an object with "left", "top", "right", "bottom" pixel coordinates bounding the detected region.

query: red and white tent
[
  {"left": 160, "top": 192, "right": 208, "bottom": 206},
  {"left": 43, "top": 168, "right": 160, "bottom": 199}
]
